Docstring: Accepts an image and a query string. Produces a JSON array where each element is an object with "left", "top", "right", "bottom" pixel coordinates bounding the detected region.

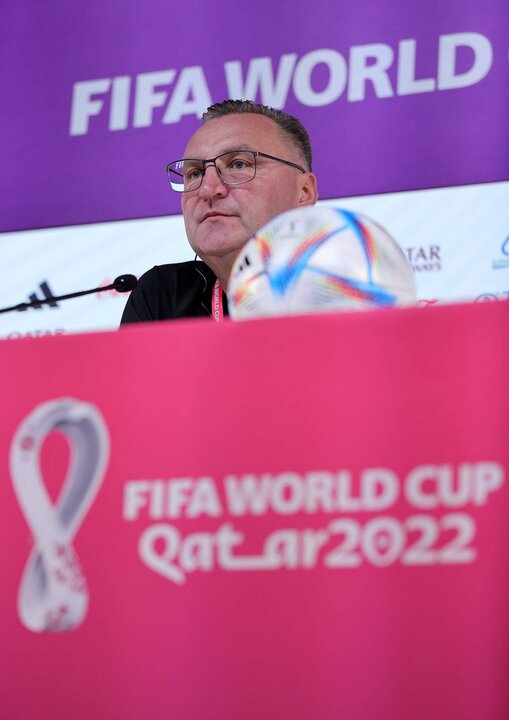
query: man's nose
[{"left": 198, "top": 163, "right": 228, "bottom": 199}]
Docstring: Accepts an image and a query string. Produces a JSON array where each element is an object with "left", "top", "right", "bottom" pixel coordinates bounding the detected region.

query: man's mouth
[{"left": 202, "top": 211, "right": 231, "bottom": 221}]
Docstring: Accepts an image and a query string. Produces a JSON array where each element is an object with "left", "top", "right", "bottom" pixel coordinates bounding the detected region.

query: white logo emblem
[{"left": 10, "top": 398, "right": 109, "bottom": 632}]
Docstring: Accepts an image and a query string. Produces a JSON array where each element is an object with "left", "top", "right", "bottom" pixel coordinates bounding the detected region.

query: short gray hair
[{"left": 201, "top": 99, "right": 313, "bottom": 171}]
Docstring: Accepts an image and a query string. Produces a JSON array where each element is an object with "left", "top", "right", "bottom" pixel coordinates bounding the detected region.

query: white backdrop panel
[{"left": 1, "top": 181, "right": 507, "bottom": 339}]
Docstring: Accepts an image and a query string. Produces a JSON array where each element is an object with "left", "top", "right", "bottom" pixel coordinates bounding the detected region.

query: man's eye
[
  {"left": 186, "top": 168, "right": 203, "bottom": 180},
  {"left": 229, "top": 158, "right": 252, "bottom": 171}
]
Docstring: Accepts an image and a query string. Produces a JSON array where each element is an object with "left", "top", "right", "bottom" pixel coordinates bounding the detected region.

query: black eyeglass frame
[{"left": 165, "top": 150, "right": 307, "bottom": 193}]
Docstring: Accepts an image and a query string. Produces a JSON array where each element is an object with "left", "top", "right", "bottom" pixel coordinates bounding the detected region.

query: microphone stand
[{"left": 0, "top": 275, "right": 138, "bottom": 315}]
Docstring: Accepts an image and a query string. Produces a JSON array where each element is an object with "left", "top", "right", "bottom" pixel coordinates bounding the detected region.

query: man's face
[{"left": 181, "top": 114, "right": 317, "bottom": 264}]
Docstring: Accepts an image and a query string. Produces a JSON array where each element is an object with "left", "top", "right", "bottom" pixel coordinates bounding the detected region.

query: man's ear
[{"left": 297, "top": 172, "right": 319, "bottom": 206}]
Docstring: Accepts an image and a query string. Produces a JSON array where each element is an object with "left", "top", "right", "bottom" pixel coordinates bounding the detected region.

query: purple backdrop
[{"left": 1, "top": 0, "right": 508, "bottom": 232}]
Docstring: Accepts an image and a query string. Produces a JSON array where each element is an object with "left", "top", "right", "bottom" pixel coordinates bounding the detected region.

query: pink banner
[{"left": 1, "top": 301, "right": 509, "bottom": 719}]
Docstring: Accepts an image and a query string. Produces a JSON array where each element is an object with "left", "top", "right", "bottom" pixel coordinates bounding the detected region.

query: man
[{"left": 121, "top": 99, "right": 318, "bottom": 323}]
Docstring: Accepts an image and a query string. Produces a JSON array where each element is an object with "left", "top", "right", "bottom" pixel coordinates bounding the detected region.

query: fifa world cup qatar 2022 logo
[{"left": 10, "top": 398, "right": 109, "bottom": 633}]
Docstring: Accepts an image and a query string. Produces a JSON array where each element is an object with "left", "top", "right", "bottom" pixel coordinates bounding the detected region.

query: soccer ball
[{"left": 227, "top": 206, "right": 416, "bottom": 319}]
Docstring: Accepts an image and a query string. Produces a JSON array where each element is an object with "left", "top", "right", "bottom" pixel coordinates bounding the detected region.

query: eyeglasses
[{"left": 165, "top": 150, "right": 306, "bottom": 193}]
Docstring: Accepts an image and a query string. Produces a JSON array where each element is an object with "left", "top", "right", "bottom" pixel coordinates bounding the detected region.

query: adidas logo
[{"left": 20, "top": 281, "right": 58, "bottom": 310}]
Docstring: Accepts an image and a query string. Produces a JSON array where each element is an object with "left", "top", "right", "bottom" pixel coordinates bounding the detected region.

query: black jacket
[{"left": 120, "top": 261, "right": 229, "bottom": 324}]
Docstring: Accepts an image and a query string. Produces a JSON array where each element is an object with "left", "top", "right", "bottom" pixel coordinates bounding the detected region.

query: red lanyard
[{"left": 212, "top": 279, "right": 224, "bottom": 322}]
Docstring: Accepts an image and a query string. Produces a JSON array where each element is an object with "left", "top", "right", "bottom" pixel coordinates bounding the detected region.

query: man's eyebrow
[
  {"left": 215, "top": 145, "right": 258, "bottom": 154},
  {"left": 183, "top": 145, "right": 258, "bottom": 159}
]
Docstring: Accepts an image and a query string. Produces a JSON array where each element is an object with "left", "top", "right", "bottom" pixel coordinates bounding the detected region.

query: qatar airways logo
[
  {"left": 405, "top": 245, "right": 442, "bottom": 273},
  {"left": 69, "top": 32, "right": 493, "bottom": 135}
]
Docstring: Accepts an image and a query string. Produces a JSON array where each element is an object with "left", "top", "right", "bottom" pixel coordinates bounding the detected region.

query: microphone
[
  {"left": 0, "top": 274, "right": 138, "bottom": 315},
  {"left": 111, "top": 274, "right": 138, "bottom": 293}
]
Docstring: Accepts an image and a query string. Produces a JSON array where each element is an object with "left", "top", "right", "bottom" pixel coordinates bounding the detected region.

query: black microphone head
[{"left": 113, "top": 274, "right": 138, "bottom": 293}]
